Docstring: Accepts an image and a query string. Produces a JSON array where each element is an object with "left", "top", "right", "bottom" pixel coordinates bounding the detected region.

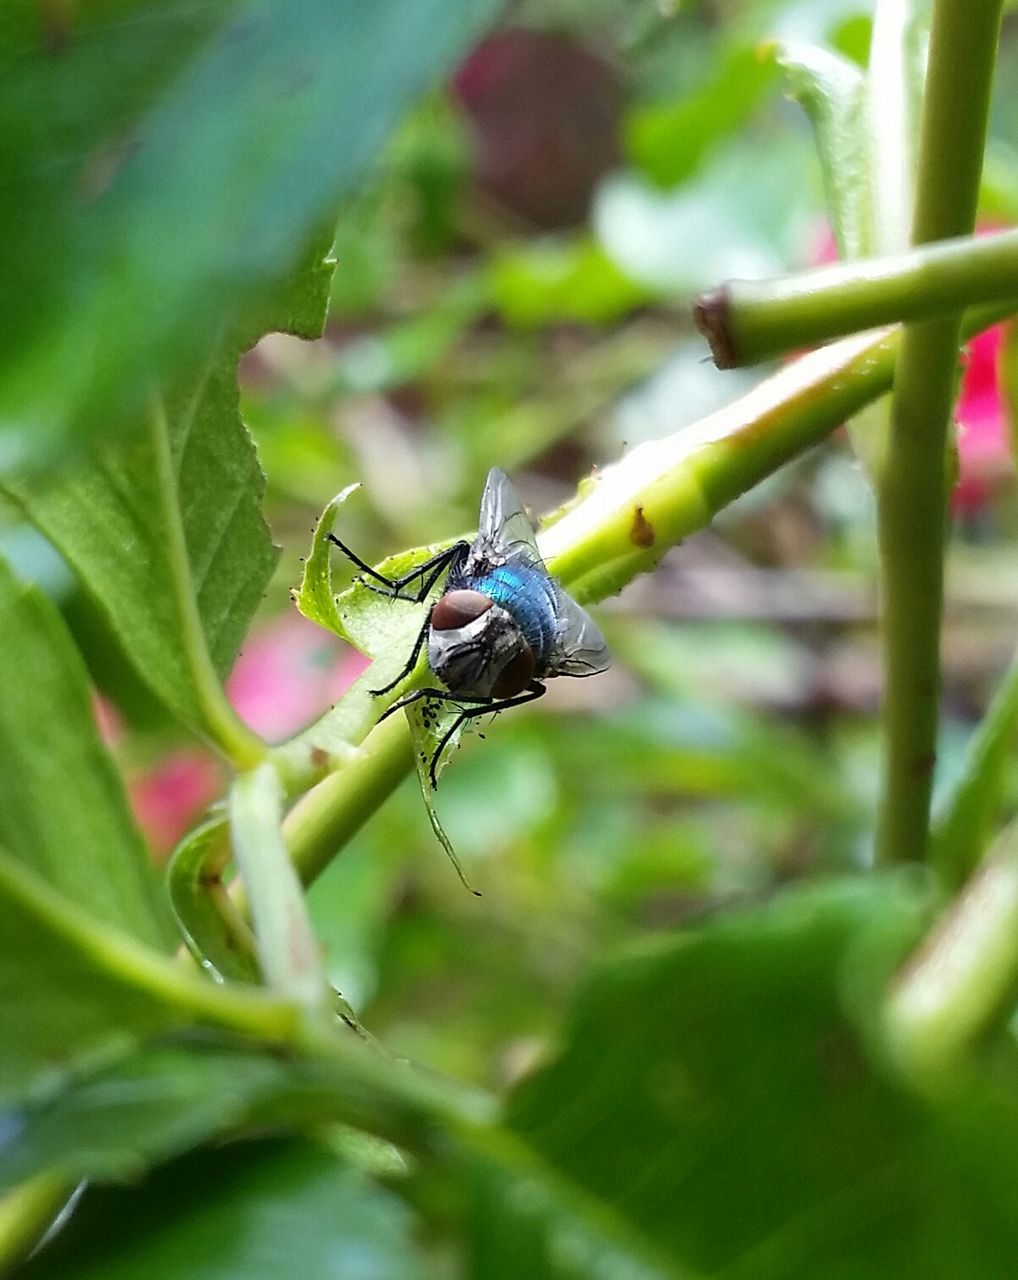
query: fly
[{"left": 327, "top": 468, "right": 610, "bottom": 786}]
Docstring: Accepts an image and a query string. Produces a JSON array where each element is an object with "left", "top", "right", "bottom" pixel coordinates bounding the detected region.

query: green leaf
[
  {"left": 490, "top": 237, "right": 652, "bottom": 329},
  {"left": 247, "top": 224, "right": 339, "bottom": 345},
  {"left": 290, "top": 484, "right": 361, "bottom": 641},
  {"left": 20, "top": 1139, "right": 431, "bottom": 1280},
  {"left": 0, "top": 849, "right": 297, "bottom": 1104},
  {"left": 5, "top": 364, "right": 276, "bottom": 764},
  {"left": 767, "top": 39, "right": 870, "bottom": 258},
  {"left": 0, "top": 1043, "right": 298, "bottom": 1192},
  {"left": 625, "top": 43, "right": 778, "bottom": 190},
  {"left": 0, "top": 1040, "right": 411, "bottom": 1194},
  {"left": 0, "top": 0, "right": 502, "bottom": 458},
  {"left": 466, "top": 1156, "right": 677, "bottom": 1280},
  {"left": 0, "top": 556, "right": 169, "bottom": 948},
  {"left": 166, "top": 815, "right": 262, "bottom": 984},
  {"left": 290, "top": 515, "right": 458, "bottom": 759},
  {"left": 498, "top": 876, "right": 1018, "bottom": 1277}
]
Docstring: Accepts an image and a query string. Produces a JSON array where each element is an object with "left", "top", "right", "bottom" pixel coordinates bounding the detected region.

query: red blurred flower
[
  {"left": 128, "top": 751, "right": 222, "bottom": 856},
  {"left": 453, "top": 28, "right": 621, "bottom": 228},
  {"left": 227, "top": 613, "right": 367, "bottom": 742},
  {"left": 954, "top": 322, "right": 1013, "bottom": 513}
]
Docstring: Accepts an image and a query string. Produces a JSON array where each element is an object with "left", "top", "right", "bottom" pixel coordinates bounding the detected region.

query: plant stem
[
  {"left": 931, "top": 644, "right": 1018, "bottom": 889},
  {"left": 884, "top": 820, "right": 1018, "bottom": 1089},
  {"left": 874, "top": 0, "right": 1004, "bottom": 866},
  {"left": 150, "top": 396, "right": 267, "bottom": 771},
  {"left": 695, "top": 230, "right": 1018, "bottom": 367},
  {"left": 284, "top": 715, "right": 415, "bottom": 885}
]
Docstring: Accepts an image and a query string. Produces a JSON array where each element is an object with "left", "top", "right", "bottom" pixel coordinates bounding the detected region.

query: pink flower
[
  {"left": 227, "top": 613, "right": 367, "bottom": 742},
  {"left": 954, "top": 323, "right": 1013, "bottom": 513},
  {"left": 93, "top": 615, "right": 369, "bottom": 857},
  {"left": 128, "top": 751, "right": 223, "bottom": 857}
]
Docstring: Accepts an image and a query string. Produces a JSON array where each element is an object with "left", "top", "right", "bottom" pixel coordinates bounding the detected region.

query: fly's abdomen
[{"left": 472, "top": 565, "right": 557, "bottom": 669}]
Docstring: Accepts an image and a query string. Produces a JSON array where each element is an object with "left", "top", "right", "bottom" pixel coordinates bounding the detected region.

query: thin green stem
[
  {"left": 229, "top": 764, "right": 330, "bottom": 1011},
  {"left": 931, "top": 645, "right": 1018, "bottom": 889},
  {"left": 884, "top": 820, "right": 1018, "bottom": 1090},
  {"left": 0, "top": 851, "right": 301, "bottom": 1043},
  {"left": 874, "top": 0, "right": 1004, "bottom": 866},
  {"left": 150, "top": 395, "right": 266, "bottom": 771},
  {"left": 695, "top": 230, "right": 1018, "bottom": 368}
]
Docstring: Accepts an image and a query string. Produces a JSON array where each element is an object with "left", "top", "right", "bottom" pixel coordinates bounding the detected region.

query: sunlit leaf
[{"left": 5, "top": 360, "right": 277, "bottom": 759}]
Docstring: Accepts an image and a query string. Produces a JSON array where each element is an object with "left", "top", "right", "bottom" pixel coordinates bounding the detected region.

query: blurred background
[{"left": 11, "top": 0, "right": 1018, "bottom": 1090}]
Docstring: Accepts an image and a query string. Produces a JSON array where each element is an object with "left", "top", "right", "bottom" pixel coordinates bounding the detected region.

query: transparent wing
[
  {"left": 548, "top": 583, "right": 611, "bottom": 677},
  {"left": 474, "top": 467, "right": 544, "bottom": 569}
]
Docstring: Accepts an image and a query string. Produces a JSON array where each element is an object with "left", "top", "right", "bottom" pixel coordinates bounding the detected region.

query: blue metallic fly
[{"left": 328, "top": 468, "right": 610, "bottom": 786}]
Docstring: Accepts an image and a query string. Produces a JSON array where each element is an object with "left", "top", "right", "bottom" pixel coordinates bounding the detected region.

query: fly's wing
[
  {"left": 548, "top": 582, "right": 611, "bottom": 677},
  {"left": 472, "top": 468, "right": 544, "bottom": 570},
  {"left": 473, "top": 468, "right": 609, "bottom": 675}
]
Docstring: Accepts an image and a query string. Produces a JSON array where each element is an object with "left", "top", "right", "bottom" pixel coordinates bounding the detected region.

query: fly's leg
[
  {"left": 376, "top": 685, "right": 495, "bottom": 721},
  {"left": 370, "top": 609, "right": 435, "bottom": 698},
  {"left": 362, "top": 548, "right": 462, "bottom": 603},
  {"left": 326, "top": 535, "right": 468, "bottom": 603},
  {"left": 427, "top": 681, "right": 546, "bottom": 788}
]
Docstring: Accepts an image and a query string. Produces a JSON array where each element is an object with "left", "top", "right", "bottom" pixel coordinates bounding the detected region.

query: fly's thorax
[
  {"left": 428, "top": 590, "right": 534, "bottom": 698},
  {"left": 455, "top": 564, "right": 557, "bottom": 671}
]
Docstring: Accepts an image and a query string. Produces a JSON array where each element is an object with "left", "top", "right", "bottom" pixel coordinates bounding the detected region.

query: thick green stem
[
  {"left": 874, "top": 0, "right": 1004, "bottom": 866},
  {"left": 695, "top": 230, "right": 1018, "bottom": 367}
]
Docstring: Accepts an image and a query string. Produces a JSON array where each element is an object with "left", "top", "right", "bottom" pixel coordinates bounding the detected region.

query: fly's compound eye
[
  {"left": 431, "top": 589, "right": 493, "bottom": 631},
  {"left": 491, "top": 642, "right": 534, "bottom": 698}
]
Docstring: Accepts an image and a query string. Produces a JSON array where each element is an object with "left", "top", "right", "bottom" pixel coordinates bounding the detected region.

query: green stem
[
  {"left": 229, "top": 763, "right": 330, "bottom": 1010},
  {"left": 150, "top": 396, "right": 266, "bottom": 771},
  {"left": 695, "top": 230, "right": 1018, "bottom": 368},
  {"left": 234, "top": 715, "right": 413, "bottom": 900},
  {"left": 0, "top": 851, "right": 301, "bottom": 1043},
  {"left": 884, "top": 821, "right": 1018, "bottom": 1089},
  {"left": 874, "top": 0, "right": 1004, "bottom": 866},
  {"left": 931, "top": 644, "right": 1018, "bottom": 889}
]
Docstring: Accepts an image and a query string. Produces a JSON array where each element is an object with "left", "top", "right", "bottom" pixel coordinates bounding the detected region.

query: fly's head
[{"left": 428, "top": 589, "right": 535, "bottom": 699}]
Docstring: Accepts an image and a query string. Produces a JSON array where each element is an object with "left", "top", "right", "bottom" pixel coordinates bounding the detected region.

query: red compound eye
[
  {"left": 430, "top": 589, "right": 493, "bottom": 631},
  {"left": 491, "top": 643, "right": 534, "bottom": 698}
]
